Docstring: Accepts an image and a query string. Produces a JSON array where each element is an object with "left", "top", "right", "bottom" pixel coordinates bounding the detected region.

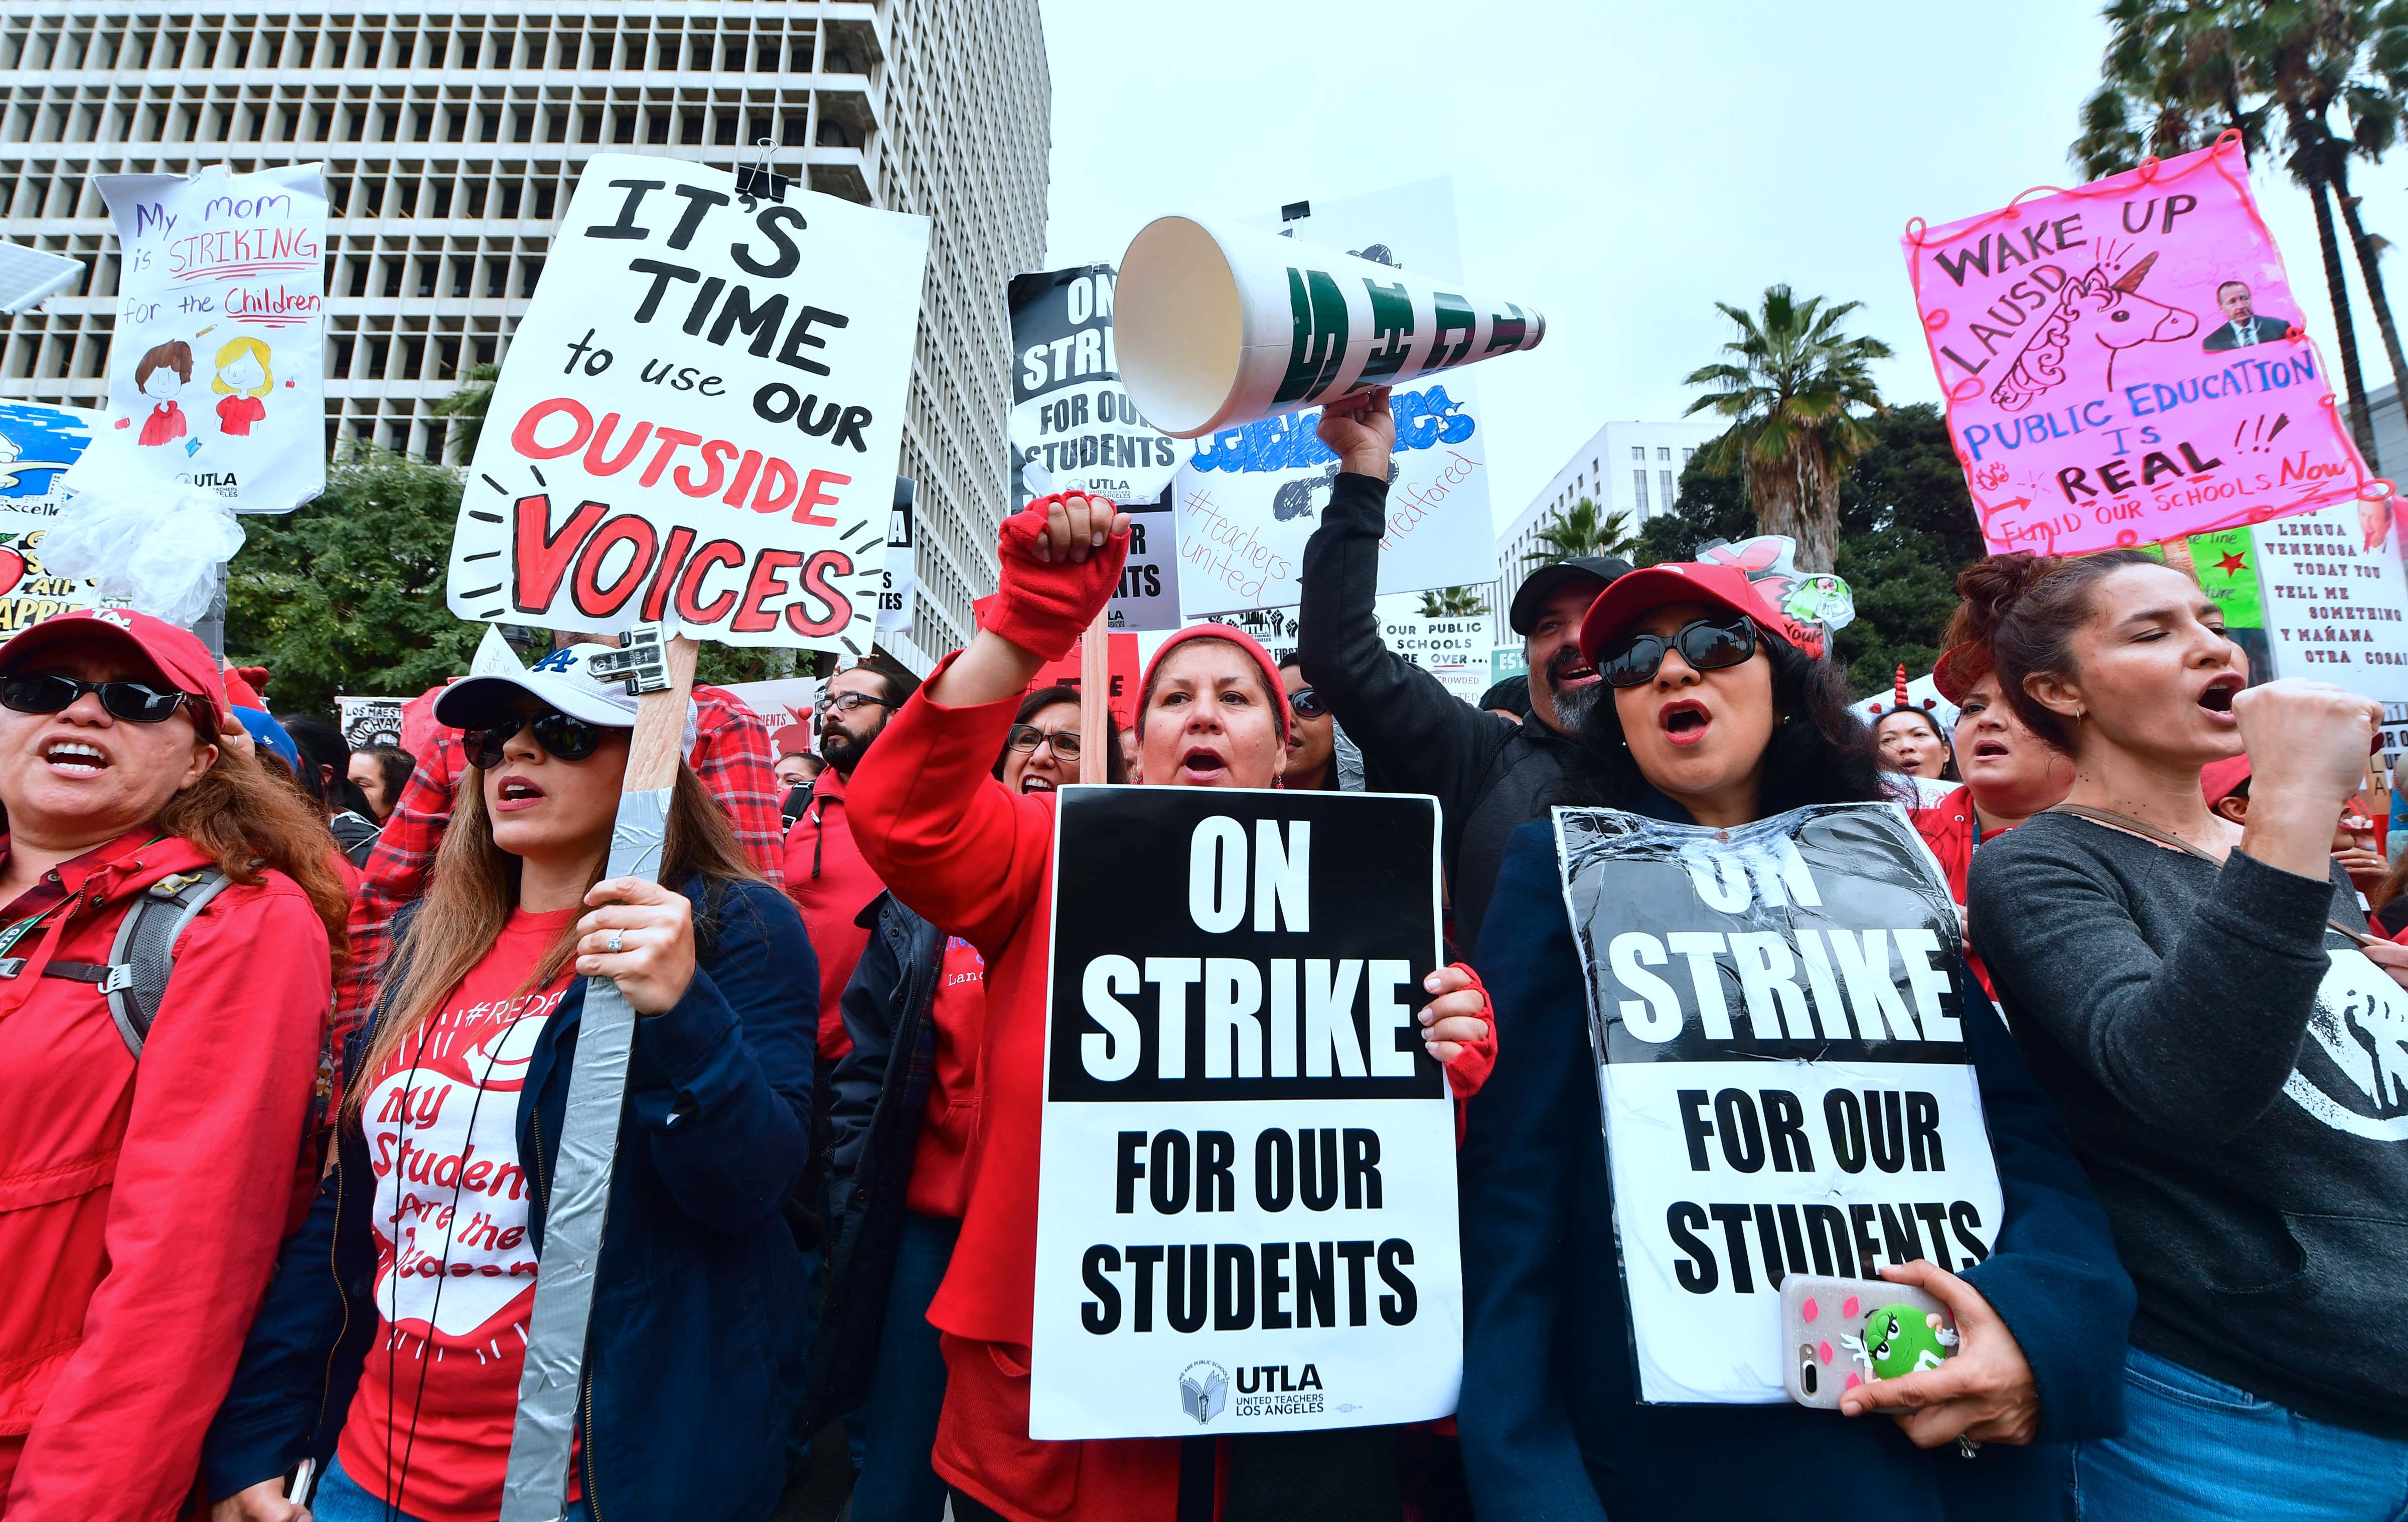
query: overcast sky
[{"left": 1037, "top": 0, "right": 2408, "bottom": 530}]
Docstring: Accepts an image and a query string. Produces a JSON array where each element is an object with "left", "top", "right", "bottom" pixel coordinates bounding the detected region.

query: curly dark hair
[{"left": 1559, "top": 636, "right": 1888, "bottom": 816}]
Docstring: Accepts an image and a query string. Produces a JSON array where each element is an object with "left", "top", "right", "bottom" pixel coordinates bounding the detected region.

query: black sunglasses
[
  {"left": 463, "top": 709, "right": 611, "bottom": 768},
  {"left": 1289, "top": 687, "right": 1328, "bottom": 720},
  {"left": 1006, "top": 722, "right": 1081, "bottom": 758},
  {"left": 1596, "top": 617, "right": 1758, "bottom": 688},
  {"left": 1, "top": 672, "right": 194, "bottom": 724}
]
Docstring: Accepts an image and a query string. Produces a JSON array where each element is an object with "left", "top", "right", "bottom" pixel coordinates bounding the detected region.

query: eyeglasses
[
  {"left": 462, "top": 709, "right": 610, "bottom": 768},
  {"left": 1596, "top": 617, "right": 1758, "bottom": 688},
  {"left": 816, "top": 690, "right": 895, "bottom": 716},
  {"left": 0, "top": 672, "right": 194, "bottom": 724},
  {"left": 1289, "top": 687, "right": 1328, "bottom": 720},
  {"left": 1005, "top": 722, "right": 1081, "bottom": 758}
]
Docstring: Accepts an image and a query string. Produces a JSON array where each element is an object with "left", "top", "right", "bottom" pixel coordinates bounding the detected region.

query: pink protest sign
[{"left": 1905, "top": 135, "right": 2391, "bottom": 557}]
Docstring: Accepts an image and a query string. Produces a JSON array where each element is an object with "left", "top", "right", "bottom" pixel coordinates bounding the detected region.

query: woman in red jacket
[
  {"left": 848, "top": 492, "right": 1493, "bottom": 1522},
  {"left": 0, "top": 607, "right": 348, "bottom": 1518}
]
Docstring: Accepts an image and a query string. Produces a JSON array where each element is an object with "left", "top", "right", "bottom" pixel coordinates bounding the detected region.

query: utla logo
[{"left": 1178, "top": 1361, "right": 1228, "bottom": 1426}]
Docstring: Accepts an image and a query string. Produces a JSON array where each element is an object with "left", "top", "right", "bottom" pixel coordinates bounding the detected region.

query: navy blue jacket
[
  {"left": 203, "top": 878, "right": 817, "bottom": 1522},
  {"left": 1458, "top": 821, "right": 2133, "bottom": 1521}
]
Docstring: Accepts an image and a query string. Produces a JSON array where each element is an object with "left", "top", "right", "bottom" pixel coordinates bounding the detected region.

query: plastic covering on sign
[
  {"left": 40, "top": 484, "right": 242, "bottom": 627},
  {"left": 497, "top": 786, "right": 670, "bottom": 1522}
]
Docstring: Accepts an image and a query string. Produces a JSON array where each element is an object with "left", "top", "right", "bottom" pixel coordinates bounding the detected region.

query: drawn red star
[{"left": 2214, "top": 550, "right": 2248, "bottom": 577}]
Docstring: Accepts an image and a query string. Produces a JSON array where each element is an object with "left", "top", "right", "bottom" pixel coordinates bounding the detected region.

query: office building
[
  {"left": 1487, "top": 417, "right": 1723, "bottom": 620},
  {"left": 0, "top": 0, "right": 1048, "bottom": 666}
]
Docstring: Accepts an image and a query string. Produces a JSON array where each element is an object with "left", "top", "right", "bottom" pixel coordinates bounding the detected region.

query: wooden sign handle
[
  {"left": 1079, "top": 608, "right": 1110, "bottom": 785},
  {"left": 626, "top": 636, "right": 699, "bottom": 791}
]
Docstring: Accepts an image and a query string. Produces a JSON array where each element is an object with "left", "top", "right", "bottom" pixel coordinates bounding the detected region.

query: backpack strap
[{"left": 75, "top": 867, "right": 232, "bottom": 1059}]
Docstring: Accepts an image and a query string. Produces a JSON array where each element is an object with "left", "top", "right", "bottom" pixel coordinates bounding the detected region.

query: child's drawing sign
[{"left": 1905, "top": 136, "right": 2390, "bottom": 557}]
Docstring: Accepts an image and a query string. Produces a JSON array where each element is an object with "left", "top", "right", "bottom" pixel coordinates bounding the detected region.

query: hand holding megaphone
[
  {"left": 1316, "top": 385, "right": 1397, "bottom": 478},
  {"left": 1115, "top": 216, "right": 1545, "bottom": 438}
]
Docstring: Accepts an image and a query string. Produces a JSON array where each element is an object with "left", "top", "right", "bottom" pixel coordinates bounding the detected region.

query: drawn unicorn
[{"left": 1989, "top": 246, "right": 2199, "bottom": 413}]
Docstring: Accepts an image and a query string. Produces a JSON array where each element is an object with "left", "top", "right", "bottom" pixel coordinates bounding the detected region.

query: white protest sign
[
  {"left": 67, "top": 164, "right": 327, "bottom": 513},
  {"left": 718, "top": 675, "right": 822, "bottom": 734},
  {"left": 1553, "top": 802, "right": 2006, "bottom": 1405},
  {"left": 1167, "top": 179, "right": 1502, "bottom": 618},
  {"left": 1031, "top": 786, "right": 1461, "bottom": 1438},
  {"left": 0, "top": 400, "right": 115, "bottom": 632},
  {"left": 2251, "top": 502, "right": 2408, "bottom": 703},
  {"left": 445, "top": 155, "right": 931, "bottom": 653},
  {"left": 1374, "top": 593, "right": 1493, "bottom": 706},
  {"left": 336, "top": 696, "right": 406, "bottom": 749},
  {"left": 1009, "top": 265, "right": 1186, "bottom": 511},
  {"left": 879, "top": 480, "right": 916, "bottom": 634}
]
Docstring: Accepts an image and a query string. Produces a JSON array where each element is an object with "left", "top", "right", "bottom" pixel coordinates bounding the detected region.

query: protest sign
[
  {"left": 445, "top": 154, "right": 931, "bottom": 653},
  {"left": 0, "top": 400, "right": 114, "bottom": 631},
  {"left": 1028, "top": 631, "right": 1141, "bottom": 729},
  {"left": 879, "top": 480, "right": 916, "bottom": 634},
  {"left": 1553, "top": 801, "right": 2006, "bottom": 1404},
  {"left": 1490, "top": 645, "right": 1527, "bottom": 687},
  {"left": 1009, "top": 265, "right": 1186, "bottom": 509},
  {"left": 1166, "top": 180, "right": 1503, "bottom": 617},
  {"left": 2249, "top": 501, "right": 2408, "bottom": 703},
  {"left": 1906, "top": 137, "right": 2384, "bottom": 556},
  {"left": 1031, "top": 786, "right": 1461, "bottom": 1438},
  {"left": 335, "top": 696, "right": 405, "bottom": 750},
  {"left": 717, "top": 676, "right": 823, "bottom": 734},
  {"left": 1374, "top": 593, "right": 1493, "bottom": 706},
  {"left": 67, "top": 165, "right": 327, "bottom": 514}
]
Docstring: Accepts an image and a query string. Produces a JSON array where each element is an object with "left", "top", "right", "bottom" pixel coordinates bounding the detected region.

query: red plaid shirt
[{"left": 336, "top": 683, "right": 785, "bottom": 1029}]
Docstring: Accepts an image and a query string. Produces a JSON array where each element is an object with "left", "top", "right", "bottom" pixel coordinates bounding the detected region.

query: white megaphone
[{"left": 1114, "top": 215, "right": 1546, "bottom": 439}]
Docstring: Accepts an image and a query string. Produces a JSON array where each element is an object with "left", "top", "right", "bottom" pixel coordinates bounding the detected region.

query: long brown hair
[
  {"left": 344, "top": 760, "right": 761, "bottom": 1120},
  {"left": 160, "top": 740, "right": 352, "bottom": 972}
]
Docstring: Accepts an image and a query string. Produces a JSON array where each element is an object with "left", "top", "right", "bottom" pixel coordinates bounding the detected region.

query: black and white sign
[
  {"left": 878, "top": 479, "right": 915, "bottom": 634},
  {"left": 1031, "top": 786, "right": 1461, "bottom": 1438},
  {"left": 1553, "top": 802, "right": 2005, "bottom": 1404}
]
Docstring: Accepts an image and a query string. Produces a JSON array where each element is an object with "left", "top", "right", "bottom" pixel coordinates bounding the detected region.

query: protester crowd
[{"left": 0, "top": 386, "right": 2400, "bottom": 1522}]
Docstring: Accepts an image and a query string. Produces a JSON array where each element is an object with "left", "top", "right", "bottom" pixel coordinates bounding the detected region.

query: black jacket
[
  {"left": 1298, "top": 470, "right": 1573, "bottom": 950},
  {"left": 795, "top": 890, "right": 947, "bottom": 1436}
]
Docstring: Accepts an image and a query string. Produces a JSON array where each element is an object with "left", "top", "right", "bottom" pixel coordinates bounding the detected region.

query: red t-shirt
[
  {"left": 338, "top": 907, "right": 579, "bottom": 1521},
  {"left": 906, "top": 934, "right": 987, "bottom": 1220},
  {"left": 786, "top": 766, "right": 882, "bottom": 1060}
]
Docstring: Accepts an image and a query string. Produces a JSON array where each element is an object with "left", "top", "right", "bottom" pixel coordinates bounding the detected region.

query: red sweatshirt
[
  {"left": 0, "top": 831, "right": 332, "bottom": 1520},
  {"left": 786, "top": 764, "right": 883, "bottom": 1060}
]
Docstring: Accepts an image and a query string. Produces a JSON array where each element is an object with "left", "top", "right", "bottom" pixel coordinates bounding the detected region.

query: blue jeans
[
  {"left": 311, "top": 1457, "right": 598, "bottom": 1522},
  {"left": 2072, "top": 1347, "right": 2408, "bottom": 1521},
  {"left": 846, "top": 1210, "right": 959, "bottom": 1522}
]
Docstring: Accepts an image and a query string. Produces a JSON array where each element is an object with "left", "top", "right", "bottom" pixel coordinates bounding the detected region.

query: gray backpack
[{"left": 29, "top": 867, "right": 232, "bottom": 1057}]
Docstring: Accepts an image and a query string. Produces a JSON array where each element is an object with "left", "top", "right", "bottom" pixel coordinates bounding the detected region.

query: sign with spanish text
[
  {"left": 1554, "top": 802, "right": 2005, "bottom": 1404},
  {"left": 336, "top": 696, "right": 406, "bottom": 749},
  {"left": 67, "top": 164, "right": 327, "bottom": 514},
  {"left": 2251, "top": 501, "right": 2408, "bottom": 703},
  {"left": 1906, "top": 138, "right": 2381, "bottom": 557},
  {"left": 1030, "top": 786, "right": 1461, "bottom": 1438},
  {"left": 446, "top": 154, "right": 931, "bottom": 653},
  {"left": 1170, "top": 180, "right": 1500, "bottom": 617},
  {"left": 0, "top": 400, "right": 115, "bottom": 631}
]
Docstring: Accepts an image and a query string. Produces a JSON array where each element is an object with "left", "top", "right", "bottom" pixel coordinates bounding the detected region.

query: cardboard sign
[
  {"left": 445, "top": 154, "right": 931, "bottom": 653},
  {"left": 1030, "top": 786, "right": 1461, "bottom": 1438},
  {"left": 1374, "top": 594, "right": 1493, "bottom": 706},
  {"left": 1008, "top": 265, "right": 1185, "bottom": 509},
  {"left": 67, "top": 164, "right": 328, "bottom": 514},
  {"left": 879, "top": 480, "right": 915, "bottom": 634},
  {"left": 336, "top": 696, "right": 406, "bottom": 749},
  {"left": 2251, "top": 501, "right": 2408, "bottom": 702},
  {"left": 1553, "top": 802, "right": 2006, "bottom": 1404},
  {"left": 0, "top": 400, "right": 115, "bottom": 631},
  {"left": 1906, "top": 138, "right": 2382, "bottom": 555},
  {"left": 717, "top": 675, "right": 822, "bottom": 734},
  {"left": 1028, "top": 631, "right": 1141, "bottom": 730},
  {"left": 1166, "top": 180, "right": 1503, "bottom": 617}
]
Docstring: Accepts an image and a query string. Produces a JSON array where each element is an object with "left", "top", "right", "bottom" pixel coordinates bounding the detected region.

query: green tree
[
  {"left": 1640, "top": 405, "right": 1984, "bottom": 695},
  {"left": 1523, "top": 497, "right": 1641, "bottom": 574},
  {"left": 2074, "top": 0, "right": 2408, "bottom": 469},
  {"left": 429, "top": 360, "right": 501, "bottom": 461},
  {"left": 1682, "top": 285, "right": 1891, "bottom": 573},
  {"left": 1417, "top": 584, "right": 1490, "bottom": 618}
]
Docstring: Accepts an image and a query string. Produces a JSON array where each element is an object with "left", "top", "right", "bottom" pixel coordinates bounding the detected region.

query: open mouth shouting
[
  {"left": 1019, "top": 776, "right": 1057, "bottom": 794},
  {"left": 1971, "top": 738, "right": 2010, "bottom": 763},
  {"left": 1548, "top": 646, "right": 1600, "bottom": 692},
  {"left": 1658, "top": 698, "right": 1712, "bottom": 747},
  {"left": 2198, "top": 673, "right": 2242, "bottom": 722},
  {"left": 1179, "top": 744, "right": 1231, "bottom": 782},
  {"left": 41, "top": 738, "right": 109, "bottom": 779},
  {"left": 493, "top": 774, "right": 548, "bottom": 812}
]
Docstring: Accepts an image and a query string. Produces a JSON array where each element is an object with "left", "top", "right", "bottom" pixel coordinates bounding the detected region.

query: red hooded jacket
[{"left": 0, "top": 831, "right": 333, "bottom": 1519}]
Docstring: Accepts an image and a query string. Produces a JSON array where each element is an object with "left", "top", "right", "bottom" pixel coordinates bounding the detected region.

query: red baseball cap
[
  {"left": 1576, "top": 560, "right": 1827, "bottom": 667},
  {"left": 0, "top": 607, "right": 231, "bottom": 731},
  {"left": 2200, "top": 755, "right": 2252, "bottom": 809}
]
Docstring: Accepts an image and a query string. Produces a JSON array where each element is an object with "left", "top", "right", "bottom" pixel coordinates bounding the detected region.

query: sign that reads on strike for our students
[
  {"left": 1906, "top": 137, "right": 2383, "bottom": 558},
  {"left": 1031, "top": 786, "right": 1461, "bottom": 1440},
  {"left": 447, "top": 155, "right": 931, "bottom": 652},
  {"left": 1553, "top": 803, "right": 2005, "bottom": 1405}
]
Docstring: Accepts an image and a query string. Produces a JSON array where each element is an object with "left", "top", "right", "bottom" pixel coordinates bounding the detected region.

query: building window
[
  {"left": 1633, "top": 469, "right": 1650, "bottom": 515},
  {"left": 1660, "top": 470, "right": 1675, "bottom": 510},
  {"left": 1630, "top": 445, "right": 1643, "bottom": 461},
  {"left": 1682, "top": 448, "right": 1694, "bottom": 463},
  {"left": 1658, "top": 447, "right": 1671, "bottom": 461}
]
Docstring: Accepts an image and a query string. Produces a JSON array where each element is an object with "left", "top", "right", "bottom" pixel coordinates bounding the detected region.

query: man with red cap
[{"left": 2201, "top": 753, "right": 2386, "bottom": 899}]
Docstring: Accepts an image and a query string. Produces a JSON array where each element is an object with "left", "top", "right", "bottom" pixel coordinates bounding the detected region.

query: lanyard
[{"left": 0, "top": 900, "right": 66, "bottom": 960}]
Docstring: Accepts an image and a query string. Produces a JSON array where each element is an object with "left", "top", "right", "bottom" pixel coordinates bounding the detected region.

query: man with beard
[
  {"left": 1297, "top": 387, "right": 1627, "bottom": 950},
  {"left": 787, "top": 652, "right": 921, "bottom": 1061}
]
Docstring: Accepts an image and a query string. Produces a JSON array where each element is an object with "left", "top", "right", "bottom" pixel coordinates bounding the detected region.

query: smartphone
[{"left": 1777, "top": 1274, "right": 1956, "bottom": 1410}]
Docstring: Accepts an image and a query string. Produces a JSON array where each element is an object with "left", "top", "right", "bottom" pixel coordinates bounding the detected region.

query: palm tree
[
  {"left": 428, "top": 361, "right": 501, "bottom": 462},
  {"left": 1521, "top": 497, "right": 1640, "bottom": 574},
  {"left": 1682, "top": 287, "right": 1889, "bottom": 572},
  {"left": 1417, "top": 584, "right": 1491, "bottom": 618}
]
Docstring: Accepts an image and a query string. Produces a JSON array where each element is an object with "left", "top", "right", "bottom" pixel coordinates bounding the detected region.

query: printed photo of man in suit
[{"left": 2202, "top": 280, "right": 2295, "bottom": 350}]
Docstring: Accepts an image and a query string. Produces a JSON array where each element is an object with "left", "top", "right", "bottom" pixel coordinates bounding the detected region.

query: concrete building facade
[
  {"left": 0, "top": 0, "right": 1047, "bottom": 665},
  {"left": 1487, "top": 416, "right": 1723, "bottom": 620}
]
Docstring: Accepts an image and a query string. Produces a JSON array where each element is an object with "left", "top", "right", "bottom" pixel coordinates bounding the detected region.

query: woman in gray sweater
[{"left": 1961, "top": 549, "right": 2408, "bottom": 1522}]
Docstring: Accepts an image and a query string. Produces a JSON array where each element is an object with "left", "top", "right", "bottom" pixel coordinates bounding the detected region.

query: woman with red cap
[
  {"left": 1454, "top": 560, "right": 2131, "bottom": 1520},
  {"left": 1908, "top": 629, "right": 2077, "bottom": 905},
  {"left": 0, "top": 607, "right": 349, "bottom": 1517},
  {"left": 846, "top": 491, "right": 1496, "bottom": 1521}
]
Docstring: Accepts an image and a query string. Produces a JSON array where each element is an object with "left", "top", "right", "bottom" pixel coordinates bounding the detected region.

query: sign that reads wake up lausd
[
  {"left": 1031, "top": 786, "right": 1461, "bottom": 1439},
  {"left": 1553, "top": 802, "right": 2005, "bottom": 1405},
  {"left": 446, "top": 154, "right": 931, "bottom": 653}
]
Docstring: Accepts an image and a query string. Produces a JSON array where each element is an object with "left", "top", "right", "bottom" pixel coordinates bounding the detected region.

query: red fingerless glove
[
  {"left": 1441, "top": 960, "right": 1497, "bottom": 1147},
  {"left": 980, "top": 493, "right": 1130, "bottom": 663}
]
